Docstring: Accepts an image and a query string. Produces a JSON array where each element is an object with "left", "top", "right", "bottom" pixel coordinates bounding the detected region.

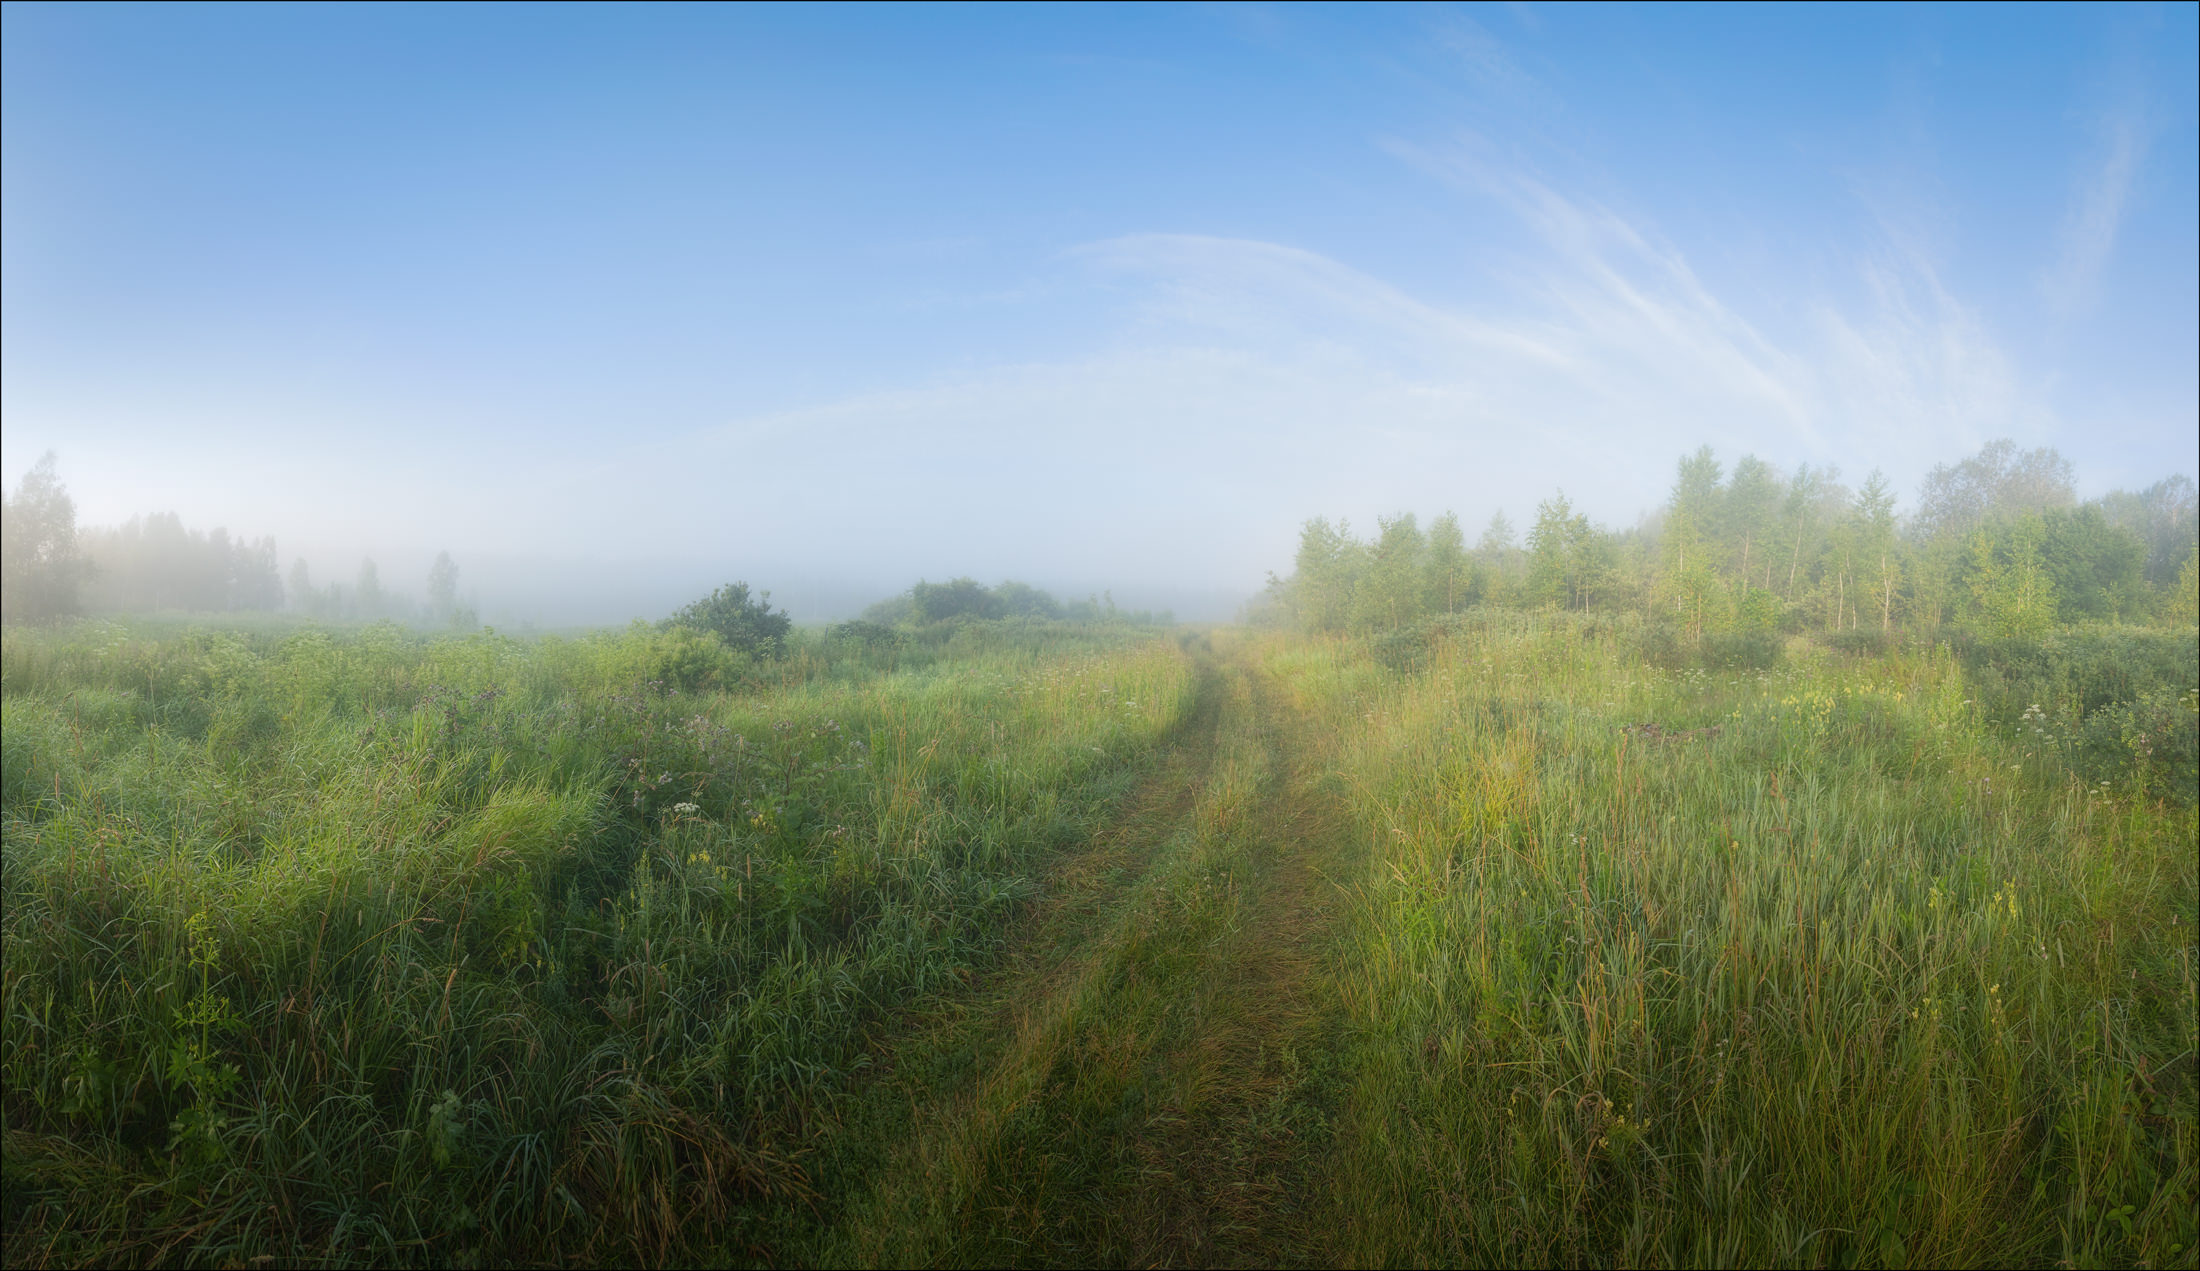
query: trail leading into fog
[{"left": 801, "top": 633, "right": 1360, "bottom": 1268}]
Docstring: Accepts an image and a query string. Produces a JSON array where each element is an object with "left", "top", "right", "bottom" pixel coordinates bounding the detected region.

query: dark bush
[
  {"left": 1699, "top": 630, "right": 1782, "bottom": 670},
  {"left": 2073, "top": 687, "right": 2199, "bottom": 806},
  {"left": 1823, "top": 628, "right": 1894, "bottom": 658},
  {"left": 910, "top": 578, "right": 1001, "bottom": 623},
  {"left": 1634, "top": 622, "right": 1683, "bottom": 668},
  {"left": 830, "top": 619, "right": 902, "bottom": 649},
  {"left": 1369, "top": 612, "right": 1498, "bottom": 674},
  {"left": 666, "top": 582, "right": 791, "bottom": 658},
  {"left": 1955, "top": 624, "right": 2199, "bottom": 804},
  {"left": 1632, "top": 623, "right": 1782, "bottom": 671},
  {"left": 1956, "top": 625, "right": 2197, "bottom": 724},
  {"left": 1372, "top": 623, "right": 1433, "bottom": 673},
  {"left": 991, "top": 581, "right": 1061, "bottom": 620},
  {"left": 859, "top": 592, "right": 917, "bottom": 625}
]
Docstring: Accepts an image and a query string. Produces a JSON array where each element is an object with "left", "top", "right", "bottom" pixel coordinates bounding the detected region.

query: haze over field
[{"left": 3, "top": 3, "right": 2195, "bottom": 623}]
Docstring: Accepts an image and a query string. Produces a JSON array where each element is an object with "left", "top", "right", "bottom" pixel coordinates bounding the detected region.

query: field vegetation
[
  {"left": 1268, "top": 612, "right": 2195, "bottom": 1266},
  {"left": 2, "top": 614, "right": 1195, "bottom": 1264},
  {"left": 2, "top": 438, "right": 2194, "bottom": 1267}
]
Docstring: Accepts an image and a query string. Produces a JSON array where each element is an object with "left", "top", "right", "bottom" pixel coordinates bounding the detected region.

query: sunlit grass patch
[{"left": 1266, "top": 618, "right": 2197, "bottom": 1267}]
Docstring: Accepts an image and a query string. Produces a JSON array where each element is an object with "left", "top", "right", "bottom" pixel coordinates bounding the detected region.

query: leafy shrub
[
  {"left": 830, "top": 619, "right": 903, "bottom": 649},
  {"left": 1735, "top": 587, "right": 1786, "bottom": 633},
  {"left": 1633, "top": 623, "right": 1783, "bottom": 671},
  {"left": 1372, "top": 623, "right": 1433, "bottom": 673},
  {"left": 1633, "top": 622, "right": 1682, "bottom": 668},
  {"left": 910, "top": 578, "right": 1001, "bottom": 622},
  {"left": 1699, "top": 630, "right": 1783, "bottom": 670},
  {"left": 666, "top": 582, "right": 791, "bottom": 658},
  {"left": 991, "top": 581, "right": 1061, "bottom": 619},
  {"left": 1366, "top": 612, "right": 1503, "bottom": 673},
  {"left": 858, "top": 592, "right": 917, "bottom": 625},
  {"left": 1823, "top": 628, "right": 1894, "bottom": 658},
  {"left": 2072, "top": 686, "right": 2200, "bottom": 805},
  {"left": 1958, "top": 624, "right": 2199, "bottom": 802},
  {"left": 650, "top": 623, "right": 753, "bottom": 693},
  {"left": 1956, "top": 625, "right": 2197, "bottom": 724}
]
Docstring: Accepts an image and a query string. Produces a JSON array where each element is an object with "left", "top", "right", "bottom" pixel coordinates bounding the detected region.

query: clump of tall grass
[
  {"left": 1264, "top": 617, "right": 2196, "bottom": 1266},
  {"left": 1, "top": 617, "right": 1195, "bottom": 1266}
]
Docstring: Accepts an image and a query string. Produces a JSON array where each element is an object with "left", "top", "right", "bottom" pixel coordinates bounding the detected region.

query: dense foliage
[
  {"left": 867, "top": 578, "right": 1171, "bottom": 628},
  {"left": 1261, "top": 439, "right": 2197, "bottom": 638},
  {"left": 666, "top": 581, "right": 794, "bottom": 657}
]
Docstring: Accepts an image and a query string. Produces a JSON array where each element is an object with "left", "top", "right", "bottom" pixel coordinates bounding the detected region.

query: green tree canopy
[
  {"left": 990, "top": 580, "right": 1062, "bottom": 620},
  {"left": 1912, "top": 439, "right": 2075, "bottom": 541},
  {"left": 910, "top": 577, "right": 1002, "bottom": 623},
  {"left": 2038, "top": 506, "right": 2146, "bottom": 622},
  {"left": 1424, "top": 512, "right": 1471, "bottom": 615},
  {"left": 1352, "top": 514, "right": 1426, "bottom": 632},
  {"left": 1293, "top": 517, "right": 1362, "bottom": 634},
  {"left": 1526, "top": 493, "right": 1592, "bottom": 610},
  {"left": 2097, "top": 474, "right": 2197, "bottom": 587},
  {"left": 668, "top": 581, "right": 792, "bottom": 657}
]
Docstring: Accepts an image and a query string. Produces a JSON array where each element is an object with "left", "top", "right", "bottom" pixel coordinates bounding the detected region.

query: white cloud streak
[
  {"left": 10, "top": 12, "right": 2133, "bottom": 622},
  {"left": 4, "top": 131, "right": 2055, "bottom": 616},
  {"left": 2043, "top": 108, "right": 2147, "bottom": 322},
  {"left": 549, "top": 148, "right": 2047, "bottom": 599}
]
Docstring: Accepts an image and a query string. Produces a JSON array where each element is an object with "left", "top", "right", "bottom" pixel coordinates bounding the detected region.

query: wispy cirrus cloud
[
  {"left": 1073, "top": 232, "right": 1570, "bottom": 370},
  {"left": 2042, "top": 105, "right": 2148, "bottom": 322},
  {"left": 19, "top": 90, "right": 2055, "bottom": 611},
  {"left": 569, "top": 147, "right": 2046, "bottom": 598},
  {"left": 17, "top": 3, "right": 2174, "bottom": 627},
  {"left": 1372, "top": 135, "right": 2035, "bottom": 478}
]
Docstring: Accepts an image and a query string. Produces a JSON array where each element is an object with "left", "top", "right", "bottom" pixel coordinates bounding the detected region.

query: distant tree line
[
  {"left": 858, "top": 579, "right": 1171, "bottom": 628},
  {"left": 648, "top": 577, "right": 1174, "bottom": 685},
  {"left": 283, "top": 551, "right": 475, "bottom": 627},
  {"left": 78, "top": 512, "right": 283, "bottom": 613},
  {"left": 1261, "top": 439, "right": 2198, "bottom": 640},
  {"left": 1, "top": 454, "right": 476, "bottom": 626}
]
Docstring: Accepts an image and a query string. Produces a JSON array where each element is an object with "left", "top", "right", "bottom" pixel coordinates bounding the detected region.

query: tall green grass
[
  {"left": 1, "top": 617, "right": 1196, "bottom": 1266},
  {"left": 9, "top": 611, "right": 2191, "bottom": 1266},
  {"left": 1265, "top": 616, "right": 2197, "bottom": 1266}
]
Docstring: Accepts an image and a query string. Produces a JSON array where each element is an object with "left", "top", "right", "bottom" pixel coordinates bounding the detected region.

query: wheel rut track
[{"left": 804, "top": 634, "right": 1356, "bottom": 1268}]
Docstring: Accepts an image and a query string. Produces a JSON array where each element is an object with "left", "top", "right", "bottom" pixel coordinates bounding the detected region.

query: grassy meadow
[
  {"left": 1, "top": 617, "right": 1196, "bottom": 1264},
  {"left": 2, "top": 612, "right": 2194, "bottom": 1267},
  {"left": 1268, "top": 615, "right": 2196, "bottom": 1267}
]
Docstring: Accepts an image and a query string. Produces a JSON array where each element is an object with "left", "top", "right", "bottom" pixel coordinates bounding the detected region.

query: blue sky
[{"left": 4, "top": 2, "right": 2194, "bottom": 620}]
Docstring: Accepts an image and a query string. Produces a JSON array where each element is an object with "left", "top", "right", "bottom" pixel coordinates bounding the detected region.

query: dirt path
[{"left": 800, "top": 634, "right": 1358, "bottom": 1268}]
